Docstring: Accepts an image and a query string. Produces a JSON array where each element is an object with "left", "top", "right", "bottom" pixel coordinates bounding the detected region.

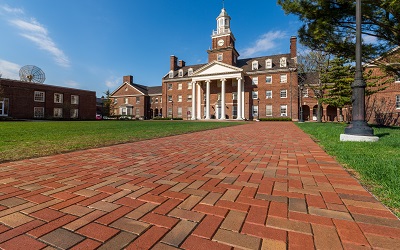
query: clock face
[{"left": 218, "top": 39, "right": 224, "bottom": 46}]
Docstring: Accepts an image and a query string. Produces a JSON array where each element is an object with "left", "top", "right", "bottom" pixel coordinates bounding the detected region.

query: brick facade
[{"left": 0, "top": 78, "right": 96, "bottom": 120}]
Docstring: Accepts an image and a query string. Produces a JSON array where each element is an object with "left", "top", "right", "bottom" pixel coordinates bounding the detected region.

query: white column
[
  {"left": 197, "top": 82, "right": 202, "bottom": 119},
  {"left": 242, "top": 80, "right": 245, "bottom": 119},
  {"left": 220, "top": 78, "right": 226, "bottom": 120},
  {"left": 205, "top": 80, "right": 211, "bottom": 119},
  {"left": 237, "top": 77, "right": 243, "bottom": 120},
  {"left": 191, "top": 81, "right": 196, "bottom": 120}
]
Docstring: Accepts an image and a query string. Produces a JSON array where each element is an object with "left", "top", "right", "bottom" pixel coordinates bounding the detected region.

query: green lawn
[
  {"left": 296, "top": 122, "right": 400, "bottom": 216},
  {"left": 0, "top": 120, "right": 243, "bottom": 163}
]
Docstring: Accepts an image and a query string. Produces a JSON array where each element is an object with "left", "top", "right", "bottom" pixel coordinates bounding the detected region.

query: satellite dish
[{"left": 19, "top": 65, "right": 46, "bottom": 84}]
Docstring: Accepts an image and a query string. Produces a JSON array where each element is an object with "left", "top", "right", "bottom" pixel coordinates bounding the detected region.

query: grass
[
  {"left": 0, "top": 120, "right": 244, "bottom": 163},
  {"left": 296, "top": 122, "right": 400, "bottom": 216}
]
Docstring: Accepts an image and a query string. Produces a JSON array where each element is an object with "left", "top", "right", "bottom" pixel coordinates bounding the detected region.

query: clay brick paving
[{"left": 0, "top": 122, "right": 399, "bottom": 249}]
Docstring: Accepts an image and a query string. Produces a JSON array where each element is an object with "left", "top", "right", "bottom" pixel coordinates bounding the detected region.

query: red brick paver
[{"left": 0, "top": 122, "right": 398, "bottom": 249}]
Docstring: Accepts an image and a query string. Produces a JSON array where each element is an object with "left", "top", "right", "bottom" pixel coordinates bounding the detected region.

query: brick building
[
  {"left": 110, "top": 75, "right": 162, "bottom": 119},
  {"left": 161, "top": 8, "right": 299, "bottom": 120},
  {"left": 0, "top": 78, "right": 96, "bottom": 120}
]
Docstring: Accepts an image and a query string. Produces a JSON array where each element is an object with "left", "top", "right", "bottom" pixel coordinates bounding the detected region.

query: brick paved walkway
[{"left": 0, "top": 122, "right": 398, "bottom": 249}]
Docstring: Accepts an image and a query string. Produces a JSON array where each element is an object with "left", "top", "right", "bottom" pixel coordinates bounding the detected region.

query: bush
[
  {"left": 153, "top": 117, "right": 183, "bottom": 120},
  {"left": 259, "top": 117, "right": 292, "bottom": 121}
]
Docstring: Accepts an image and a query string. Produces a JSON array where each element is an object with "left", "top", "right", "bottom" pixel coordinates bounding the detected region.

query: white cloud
[
  {"left": 0, "top": 59, "right": 20, "bottom": 80},
  {"left": 241, "top": 31, "right": 287, "bottom": 58},
  {"left": 2, "top": 5, "right": 70, "bottom": 68},
  {"left": 65, "top": 80, "right": 80, "bottom": 88},
  {"left": 363, "top": 34, "right": 378, "bottom": 44},
  {"left": 105, "top": 77, "right": 120, "bottom": 89}
]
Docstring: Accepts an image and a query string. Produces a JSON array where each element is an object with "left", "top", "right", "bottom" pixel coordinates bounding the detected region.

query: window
[
  {"left": 71, "top": 95, "right": 79, "bottom": 104},
  {"left": 169, "top": 70, "right": 174, "bottom": 78},
  {"left": 187, "top": 95, "right": 192, "bottom": 102},
  {"left": 34, "top": 107, "right": 44, "bottom": 118},
  {"left": 136, "top": 108, "right": 140, "bottom": 116},
  {"left": 53, "top": 108, "right": 63, "bottom": 118},
  {"left": 280, "top": 57, "right": 287, "bottom": 67},
  {"left": 187, "top": 107, "right": 192, "bottom": 117},
  {"left": 280, "top": 90, "right": 287, "bottom": 98},
  {"left": 188, "top": 82, "right": 193, "bottom": 89},
  {"left": 232, "top": 105, "right": 237, "bottom": 117},
  {"left": 168, "top": 95, "right": 172, "bottom": 102},
  {"left": 252, "top": 77, "right": 258, "bottom": 86},
  {"left": 280, "top": 74, "right": 287, "bottom": 83},
  {"left": 252, "top": 61, "right": 258, "bottom": 70},
  {"left": 178, "top": 83, "right": 182, "bottom": 90},
  {"left": 232, "top": 92, "right": 237, "bottom": 100},
  {"left": 265, "top": 59, "right": 272, "bottom": 69},
  {"left": 114, "top": 98, "right": 118, "bottom": 104},
  {"left": 266, "top": 76, "right": 272, "bottom": 84},
  {"left": 168, "top": 83, "right": 173, "bottom": 90},
  {"left": 54, "top": 93, "right": 63, "bottom": 103},
  {"left": 252, "top": 91, "right": 258, "bottom": 99},
  {"left": 178, "top": 69, "right": 183, "bottom": 77},
  {"left": 0, "top": 99, "right": 9, "bottom": 116},
  {"left": 121, "top": 107, "right": 127, "bottom": 115},
  {"left": 188, "top": 68, "right": 193, "bottom": 76},
  {"left": 177, "top": 107, "right": 182, "bottom": 117},
  {"left": 70, "top": 109, "right": 78, "bottom": 118},
  {"left": 168, "top": 107, "right": 172, "bottom": 117},
  {"left": 280, "top": 105, "right": 287, "bottom": 116},
  {"left": 395, "top": 73, "right": 400, "bottom": 83},
  {"left": 396, "top": 95, "right": 400, "bottom": 109},
  {"left": 252, "top": 105, "right": 259, "bottom": 117},
  {"left": 155, "top": 97, "right": 159, "bottom": 103},
  {"left": 217, "top": 54, "right": 223, "bottom": 61},
  {"left": 302, "top": 88, "right": 309, "bottom": 97},
  {"left": 125, "top": 98, "right": 129, "bottom": 104},
  {"left": 178, "top": 95, "right": 182, "bottom": 102},
  {"left": 34, "top": 91, "right": 45, "bottom": 102},
  {"left": 266, "top": 90, "right": 272, "bottom": 99},
  {"left": 136, "top": 97, "right": 140, "bottom": 104},
  {"left": 266, "top": 105, "right": 272, "bottom": 116}
]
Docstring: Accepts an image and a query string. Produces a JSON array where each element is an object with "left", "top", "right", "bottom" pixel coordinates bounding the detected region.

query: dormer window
[
  {"left": 178, "top": 69, "right": 183, "bottom": 77},
  {"left": 217, "top": 54, "right": 223, "bottom": 62},
  {"left": 169, "top": 70, "right": 174, "bottom": 78},
  {"left": 280, "top": 57, "right": 287, "bottom": 67},
  {"left": 188, "top": 68, "right": 193, "bottom": 76},
  {"left": 265, "top": 59, "right": 272, "bottom": 69},
  {"left": 395, "top": 72, "right": 400, "bottom": 83},
  {"left": 252, "top": 61, "right": 258, "bottom": 70}
]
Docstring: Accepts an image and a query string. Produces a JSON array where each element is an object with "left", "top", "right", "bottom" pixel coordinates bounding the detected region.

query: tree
[
  {"left": 102, "top": 89, "right": 113, "bottom": 117},
  {"left": 277, "top": 0, "right": 400, "bottom": 66},
  {"left": 297, "top": 50, "right": 333, "bottom": 122}
]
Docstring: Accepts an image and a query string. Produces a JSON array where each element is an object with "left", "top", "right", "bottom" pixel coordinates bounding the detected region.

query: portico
[{"left": 190, "top": 61, "right": 244, "bottom": 120}]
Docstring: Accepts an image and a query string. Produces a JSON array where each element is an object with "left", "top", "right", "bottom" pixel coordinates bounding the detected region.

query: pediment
[
  {"left": 111, "top": 82, "right": 145, "bottom": 96},
  {"left": 193, "top": 61, "right": 243, "bottom": 76}
]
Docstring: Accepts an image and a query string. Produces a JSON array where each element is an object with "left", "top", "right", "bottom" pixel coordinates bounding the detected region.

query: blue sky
[{"left": 0, "top": 0, "right": 301, "bottom": 97}]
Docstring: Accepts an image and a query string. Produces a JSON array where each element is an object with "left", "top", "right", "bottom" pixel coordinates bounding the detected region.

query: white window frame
[
  {"left": 0, "top": 99, "right": 9, "bottom": 116},
  {"left": 265, "top": 59, "right": 272, "bottom": 69},
  {"left": 178, "top": 83, "right": 182, "bottom": 90},
  {"left": 266, "top": 105, "right": 272, "bottom": 116},
  {"left": 125, "top": 98, "right": 129, "bottom": 104},
  {"left": 71, "top": 95, "right": 79, "bottom": 104},
  {"left": 252, "top": 77, "right": 258, "bottom": 86},
  {"left": 54, "top": 93, "right": 63, "bottom": 104},
  {"left": 280, "top": 105, "right": 288, "bottom": 117},
  {"left": 177, "top": 107, "right": 182, "bottom": 118},
  {"left": 178, "top": 69, "right": 183, "bottom": 77},
  {"left": 252, "top": 91, "right": 258, "bottom": 99},
  {"left": 252, "top": 61, "right": 258, "bottom": 70},
  {"left": 34, "top": 107, "right": 44, "bottom": 118},
  {"left": 266, "top": 76, "right": 272, "bottom": 84},
  {"left": 155, "top": 97, "right": 159, "bottom": 103},
  {"left": 266, "top": 90, "right": 272, "bottom": 99},
  {"left": 178, "top": 95, "right": 182, "bottom": 102},
  {"left": 169, "top": 70, "right": 174, "bottom": 78},
  {"left": 188, "top": 82, "right": 193, "bottom": 89},
  {"left": 168, "top": 83, "right": 173, "bottom": 90},
  {"left": 280, "top": 90, "right": 287, "bottom": 98},
  {"left": 302, "top": 88, "right": 309, "bottom": 98},
  {"left": 34, "top": 91, "right": 45, "bottom": 102},
  {"left": 136, "top": 108, "right": 140, "bottom": 116},
  {"left": 168, "top": 95, "right": 172, "bottom": 102},
  {"left": 136, "top": 97, "right": 140, "bottom": 104},
  {"left": 395, "top": 73, "right": 400, "bottom": 83},
  {"left": 217, "top": 54, "right": 223, "bottom": 62},
  {"left": 187, "top": 95, "right": 192, "bottom": 102},
  {"left": 280, "top": 57, "right": 287, "bottom": 67},
  {"left": 252, "top": 105, "right": 259, "bottom": 117},
  {"left": 53, "top": 108, "right": 63, "bottom": 118},
  {"left": 232, "top": 92, "right": 237, "bottom": 100},
  {"left": 188, "top": 68, "right": 193, "bottom": 76},
  {"left": 232, "top": 105, "right": 237, "bottom": 117},
  {"left": 280, "top": 74, "right": 288, "bottom": 83},
  {"left": 70, "top": 109, "right": 79, "bottom": 118}
]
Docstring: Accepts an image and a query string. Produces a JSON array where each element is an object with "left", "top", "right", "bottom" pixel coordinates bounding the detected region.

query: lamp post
[
  {"left": 257, "top": 98, "right": 260, "bottom": 121},
  {"left": 299, "top": 85, "right": 304, "bottom": 122},
  {"left": 340, "top": 0, "right": 378, "bottom": 142}
]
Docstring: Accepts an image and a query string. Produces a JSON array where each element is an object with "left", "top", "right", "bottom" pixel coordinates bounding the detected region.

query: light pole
[
  {"left": 299, "top": 85, "right": 304, "bottom": 122},
  {"left": 257, "top": 98, "right": 260, "bottom": 121},
  {"left": 340, "top": 0, "right": 378, "bottom": 142}
]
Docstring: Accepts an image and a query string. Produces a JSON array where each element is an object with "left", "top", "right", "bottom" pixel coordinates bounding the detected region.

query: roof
[
  {"left": 110, "top": 81, "right": 162, "bottom": 96},
  {"left": 148, "top": 86, "right": 162, "bottom": 95}
]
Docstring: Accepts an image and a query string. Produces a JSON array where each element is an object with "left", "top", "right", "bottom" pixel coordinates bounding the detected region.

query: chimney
[
  {"left": 123, "top": 75, "right": 133, "bottom": 83},
  {"left": 170, "top": 55, "right": 178, "bottom": 71},
  {"left": 178, "top": 60, "right": 186, "bottom": 68},
  {"left": 290, "top": 36, "right": 297, "bottom": 59}
]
